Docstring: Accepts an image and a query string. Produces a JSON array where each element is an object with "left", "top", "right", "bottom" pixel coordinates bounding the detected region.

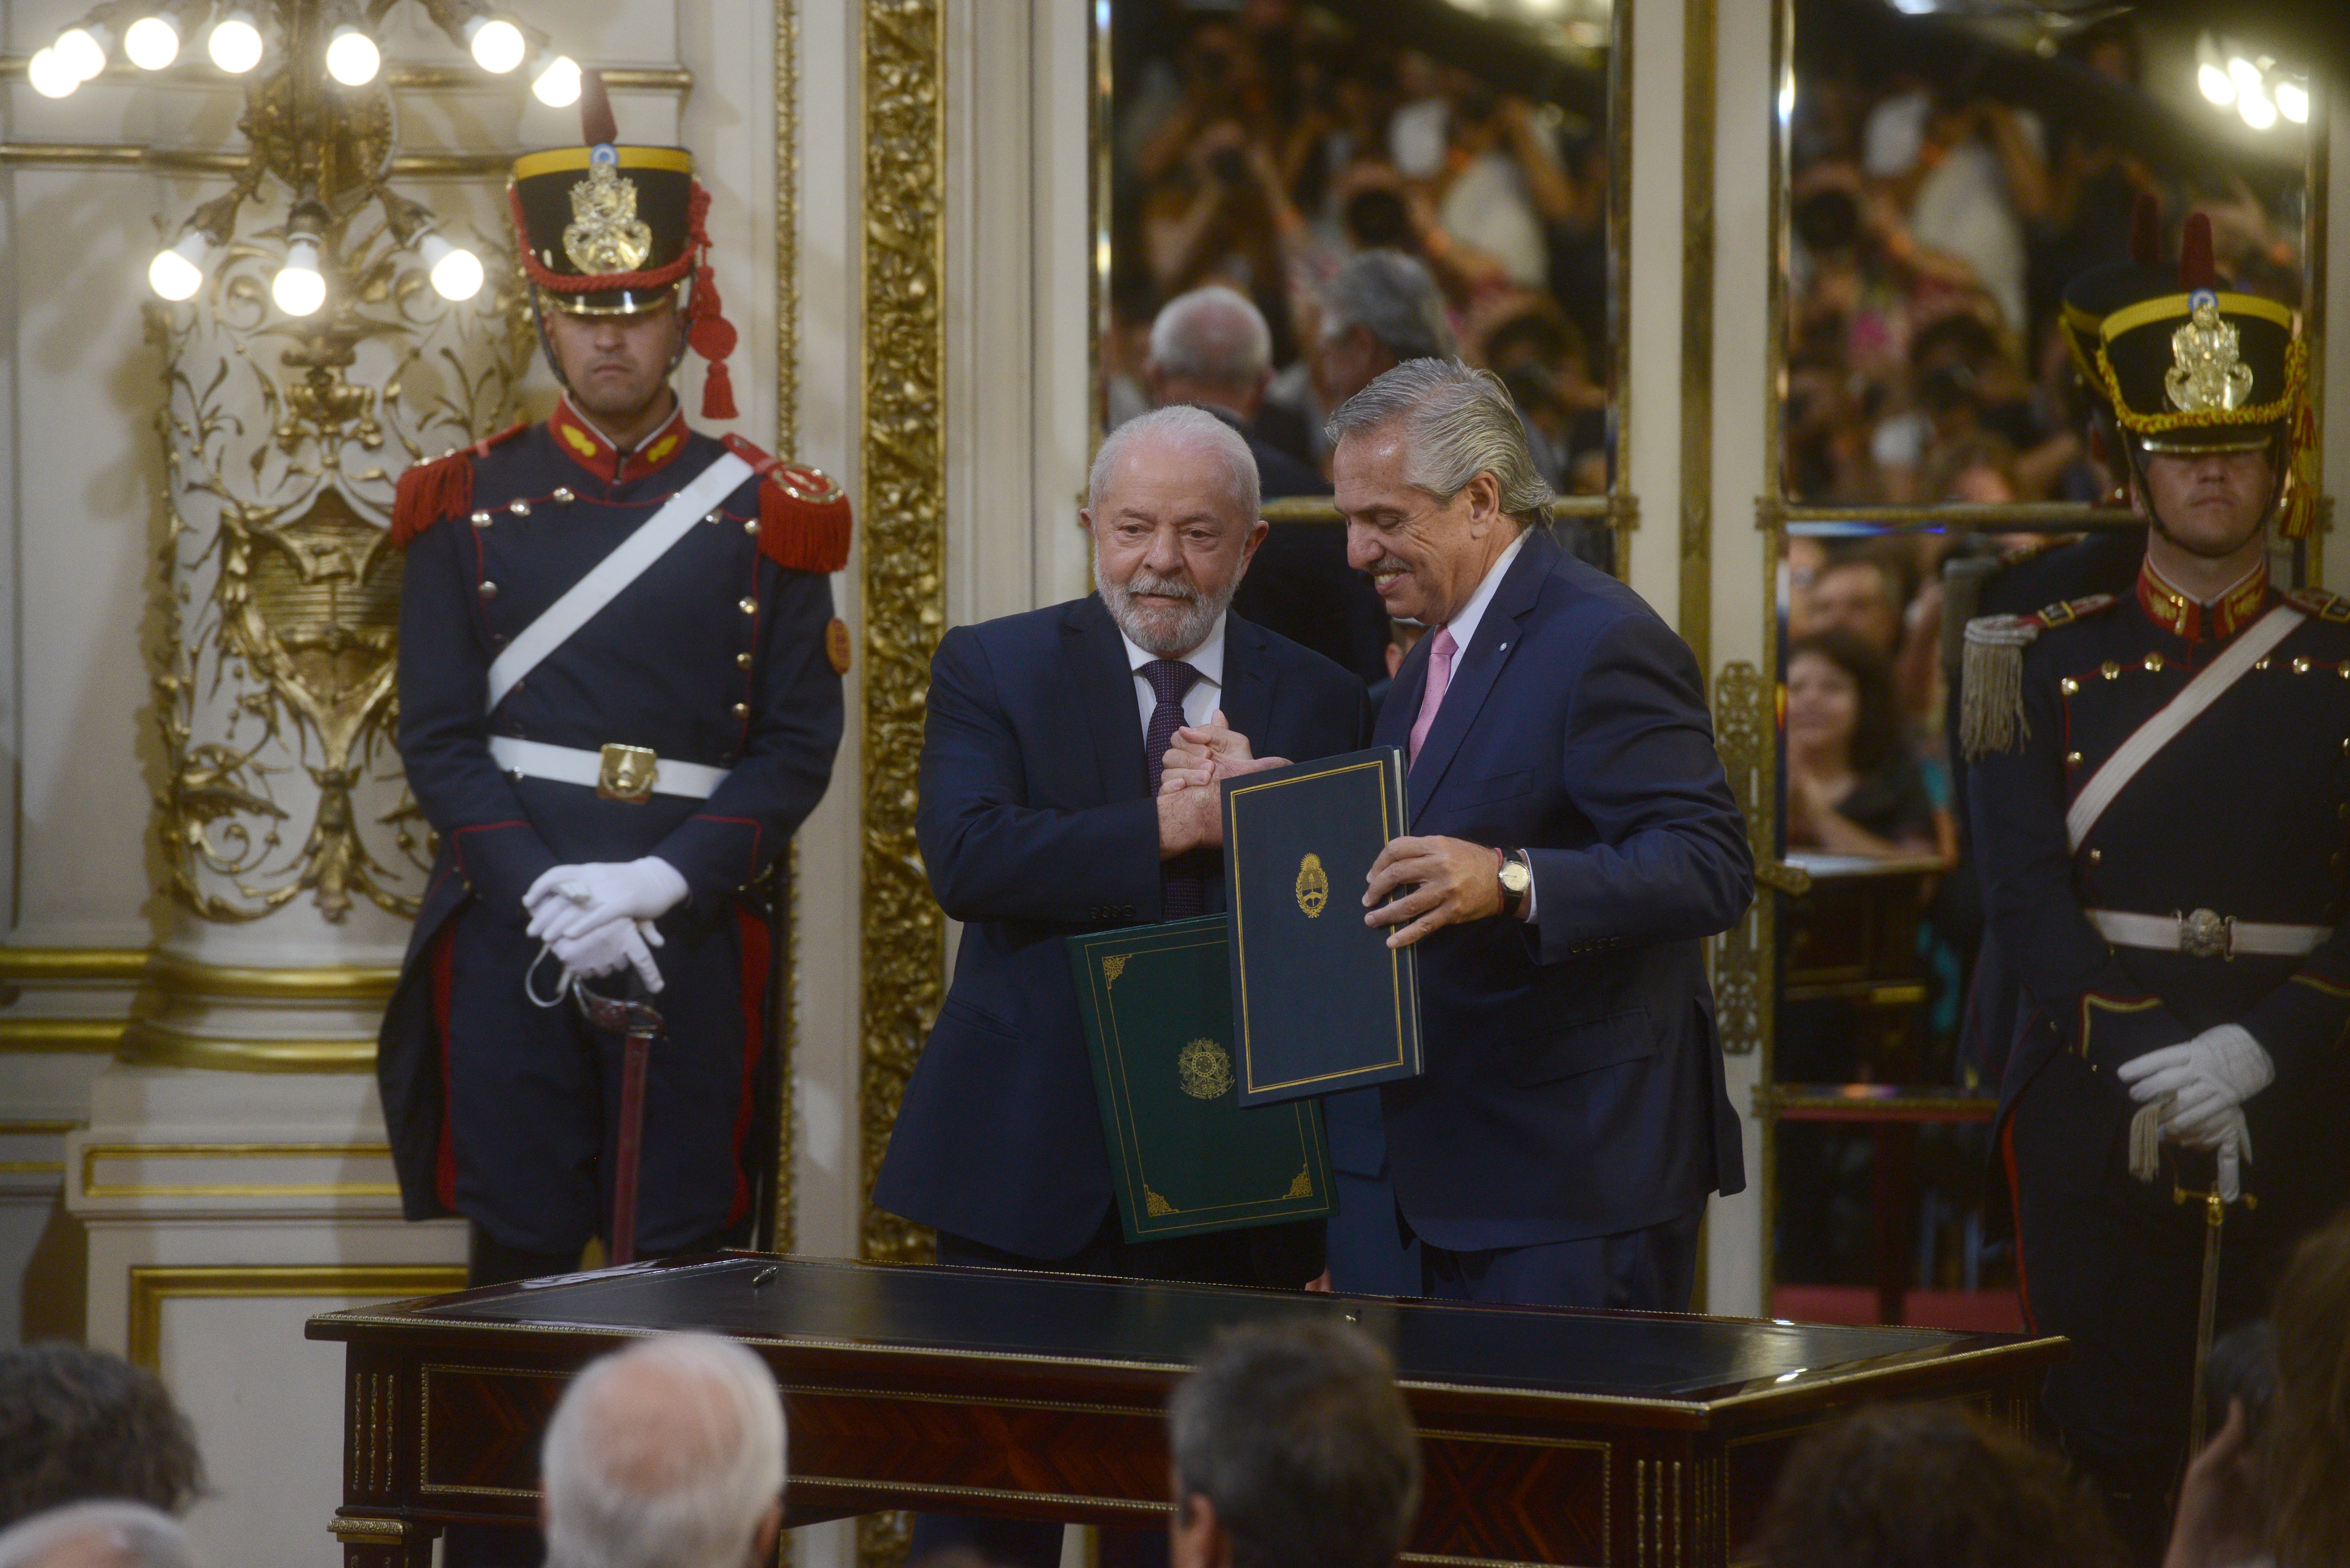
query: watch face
[{"left": 1500, "top": 861, "right": 1532, "bottom": 894}]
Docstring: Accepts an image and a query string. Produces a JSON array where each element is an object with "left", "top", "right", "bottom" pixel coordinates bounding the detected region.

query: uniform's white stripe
[
  {"left": 2066, "top": 604, "right": 2303, "bottom": 850},
  {"left": 485, "top": 452, "right": 754, "bottom": 711}
]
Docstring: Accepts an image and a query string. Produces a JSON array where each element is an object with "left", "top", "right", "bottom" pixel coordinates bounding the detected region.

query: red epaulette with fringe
[
  {"left": 722, "top": 434, "right": 853, "bottom": 574},
  {"left": 390, "top": 421, "right": 529, "bottom": 548}
]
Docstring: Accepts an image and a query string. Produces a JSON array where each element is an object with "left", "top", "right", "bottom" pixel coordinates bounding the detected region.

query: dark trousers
[
  {"left": 439, "top": 901, "right": 766, "bottom": 1255},
  {"left": 1416, "top": 1208, "right": 1704, "bottom": 1311},
  {"left": 1326, "top": 1169, "right": 1422, "bottom": 1296},
  {"left": 907, "top": 1210, "right": 1322, "bottom": 1568}
]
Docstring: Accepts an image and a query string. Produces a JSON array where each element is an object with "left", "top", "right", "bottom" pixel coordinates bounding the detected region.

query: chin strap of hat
[{"left": 681, "top": 183, "right": 738, "bottom": 420}]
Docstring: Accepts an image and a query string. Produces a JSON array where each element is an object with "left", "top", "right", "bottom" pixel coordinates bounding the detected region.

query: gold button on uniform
[
  {"left": 2294, "top": 656, "right": 2313, "bottom": 674},
  {"left": 2060, "top": 677, "right": 2080, "bottom": 695},
  {"left": 732, "top": 702, "right": 749, "bottom": 719},
  {"left": 508, "top": 498, "right": 531, "bottom": 516},
  {"left": 739, "top": 598, "right": 757, "bottom": 615},
  {"left": 2066, "top": 751, "right": 2083, "bottom": 768},
  {"left": 470, "top": 509, "right": 492, "bottom": 527},
  {"left": 744, "top": 520, "right": 760, "bottom": 536},
  {"left": 2087, "top": 848, "right": 2103, "bottom": 865},
  {"left": 2143, "top": 653, "right": 2164, "bottom": 672},
  {"left": 2100, "top": 661, "right": 2121, "bottom": 680},
  {"left": 478, "top": 581, "right": 497, "bottom": 599},
  {"left": 552, "top": 486, "right": 575, "bottom": 504},
  {"left": 736, "top": 652, "right": 753, "bottom": 669}
]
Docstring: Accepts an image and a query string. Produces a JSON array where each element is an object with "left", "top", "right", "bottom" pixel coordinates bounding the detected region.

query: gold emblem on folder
[
  {"left": 2167, "top": 290, "right": 2254, "bottom": 413},
  {"left": 1295, "top": 853, "right": 1330, "bottom": 918},
  {"left": 564, "top": 148, "right": 655, "bottom": 273},
  {"left": 1177, "top": 1038, "right": 1234, "bottom": 1100}
]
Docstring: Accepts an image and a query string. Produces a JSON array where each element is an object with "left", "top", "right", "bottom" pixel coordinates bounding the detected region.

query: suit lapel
[
  {"left": 1218, "top": 615, "right": 1275, "bottom": 757},
  {"left": 1375, "top": 639, "right": 1428, "bottom": 752},
  {"left": 1407, "top": 531, "right": 1557, "bottom": 823},
  {"left": 1068, "top": 596, "right": 1148, "bottom": 803}
]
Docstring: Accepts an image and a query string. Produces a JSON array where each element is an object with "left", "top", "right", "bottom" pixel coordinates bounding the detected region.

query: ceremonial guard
[
  {"left": 376, "top": 76, "right": 851, "bottom": 1288},
  {"left": 1966, "top": 214, "right": 2349, "bottom": 1557}
]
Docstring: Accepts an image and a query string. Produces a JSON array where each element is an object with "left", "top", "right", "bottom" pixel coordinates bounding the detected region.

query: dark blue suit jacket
[
  {"left": 874, "top": 594, "right": 1370, "bottom": 1258},
  {"left": 1360, "top": 529, "right": 1752, "bottom": 1250}
]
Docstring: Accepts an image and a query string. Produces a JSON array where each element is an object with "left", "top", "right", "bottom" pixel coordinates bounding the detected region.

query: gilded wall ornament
[
  {"left": 150, "top": 208, "right": 529, "bottom": 923},
  {"left": 1710, "top": 661, "right": 1774, "bottom": 1054}
]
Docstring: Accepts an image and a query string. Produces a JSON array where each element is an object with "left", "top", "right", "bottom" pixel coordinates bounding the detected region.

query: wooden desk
[{"left": 307, "top": 1254, "right": 2064, "bottom": 1568}]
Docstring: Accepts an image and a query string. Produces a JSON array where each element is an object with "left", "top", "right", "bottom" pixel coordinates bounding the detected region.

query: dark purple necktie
[{"left": 1142, "top": 659, "right": 1206, "bottom": 919}]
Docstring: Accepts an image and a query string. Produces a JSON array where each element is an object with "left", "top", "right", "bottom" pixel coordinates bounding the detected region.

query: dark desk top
[{"left": 312, "top": 1254, "right": 2060, "bottom": 1414}]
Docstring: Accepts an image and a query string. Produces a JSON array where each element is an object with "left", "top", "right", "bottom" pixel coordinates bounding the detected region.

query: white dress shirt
[{"left": 1120, "top": 612, "right": 1227, "bottom": 743}]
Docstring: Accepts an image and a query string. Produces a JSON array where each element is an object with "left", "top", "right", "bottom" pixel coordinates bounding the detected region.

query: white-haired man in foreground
[
  {"left": 540, "top": 1333, "right": 786, "bottom": 1568},
  {"left": 0, "top": 1504, "right": 194, "bottom": 1568}
]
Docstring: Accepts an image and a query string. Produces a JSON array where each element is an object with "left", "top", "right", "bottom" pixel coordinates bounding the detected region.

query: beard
[{"left": 1098, "top": 554, "right": 1231, "bottom": 659}]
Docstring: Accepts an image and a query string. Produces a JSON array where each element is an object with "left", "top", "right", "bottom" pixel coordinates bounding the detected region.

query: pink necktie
[{"left": 1407, "top": 627, "right": 1457, "bottom": 769}]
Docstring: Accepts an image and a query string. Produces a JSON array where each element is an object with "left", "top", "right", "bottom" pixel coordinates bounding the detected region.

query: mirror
[
  {"left": 1095, "top": 0, "right": 1630, "bottom": 635},
  {"left": 1758, "top": 0, "right": 2326, "bottom": 1328}
]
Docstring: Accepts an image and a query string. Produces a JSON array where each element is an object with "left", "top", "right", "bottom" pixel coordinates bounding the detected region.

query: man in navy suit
[
  {"left": 1184, "top": 358, "right": 1751, "bottom": 1309},
  {"left": 877, "top": 402, "right": 1368, "bottom": 1568},
  {"left": 875, "top": 403, "right": 1368, "bottom": 1285}
]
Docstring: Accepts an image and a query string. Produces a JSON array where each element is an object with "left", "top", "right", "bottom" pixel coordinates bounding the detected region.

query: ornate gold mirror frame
[
  {"left": 1090, "top": 2, "right": 1639, "bottom": 577},
  {"left": 1731, "top": 0, "right": 2331, "bottom": 1314}
]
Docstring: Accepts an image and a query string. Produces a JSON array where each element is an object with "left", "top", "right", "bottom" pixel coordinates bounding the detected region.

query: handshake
[
  {"left": 1155, "top": 711, "right": 1290, "bottom": 858},
  {"left": 522, "top": 858, "right": 690, "bottom": 993}
]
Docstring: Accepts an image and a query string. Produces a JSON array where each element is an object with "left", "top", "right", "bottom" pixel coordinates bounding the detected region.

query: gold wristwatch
[{"left": 1497, "top": 849, "right": 1532, "bottom": 918}]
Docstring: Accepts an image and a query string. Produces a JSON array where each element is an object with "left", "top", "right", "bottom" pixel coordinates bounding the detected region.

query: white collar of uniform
[
  {"left": 1120, "top": 610, "right": 1228, "bottom": 690},
  {"left": 1443, "top": 530, "right": 1528, "bottom": 655}
]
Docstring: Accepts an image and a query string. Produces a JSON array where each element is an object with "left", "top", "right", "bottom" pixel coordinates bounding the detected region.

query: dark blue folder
[{"left": 1222, "top": 746, "right": 1424, "bottom": 1106}]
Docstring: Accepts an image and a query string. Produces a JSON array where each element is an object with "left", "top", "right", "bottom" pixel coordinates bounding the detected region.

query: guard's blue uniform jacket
[
  {"left": 377, "top": 397, "right": 848, "bottom": 1254},
  {"left": 1969, "top": 564, "right": 2350, "bottom": 1464}
]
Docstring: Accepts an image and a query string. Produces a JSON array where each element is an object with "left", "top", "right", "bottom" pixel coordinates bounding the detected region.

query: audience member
[
  {"left": 1167, "top": 1322, "right": 1421, "bottom": 1568},
  {"left": 1751, "top": 1404, "right": 2119, "bottom": 1568},
  {"left": 1306, "top": 250, "right": 1457, "bottom": 442},
  {"left": 540, "top": 1333, "right": 787, "bottom": 1568},
  {"left": 1784, "top": 632, "right": 1938, "bottom": 858},
  {"left": 0, "top": 1505, "right": 195, "bottom": 1568},
  {"left": 1794, "top": 548, "right": 1906, "bottom": 658},
  {"left": 1149, "top": 287, "right": 1386, "bottom": 685},
  {"left": 0, "top": 1346, "right": 204, "bottom": 1532},
  {"left": 2251, "top": 1212, "right": 2350, "bottom": 1568},
  {"left": 2160, "top": 1323, "right": 2275, "bottom": 1568}
]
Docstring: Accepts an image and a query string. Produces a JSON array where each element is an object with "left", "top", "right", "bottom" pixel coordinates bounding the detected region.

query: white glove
[
  {"left": 552, "top": 918, "right": 666, "bottom": 994},
  {"left": 524, "top": 858, "right": 689, "bottom": 944},
  {"left": 2168, "top": 1107, "right": 2253, "bottom": 1202},
  {"left": 2116, "top": 1024, "right": 2274, "bottom": 1142}
]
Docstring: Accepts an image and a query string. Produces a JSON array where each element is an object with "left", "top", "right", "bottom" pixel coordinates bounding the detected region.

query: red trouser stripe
[
  {"left": 727, "top": 905, "right": 772, "bottom": 1229},
  {"left": 431, "top": 925, "right": 460, "bottom": 1212},
  {"left": 2001, "top": 1113, "right": 2036, "bottom": 1334}
]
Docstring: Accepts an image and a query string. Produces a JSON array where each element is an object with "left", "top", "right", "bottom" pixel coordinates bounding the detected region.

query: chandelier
[{"left": 24, "top": 0, "right": 581, "bottom": 313}]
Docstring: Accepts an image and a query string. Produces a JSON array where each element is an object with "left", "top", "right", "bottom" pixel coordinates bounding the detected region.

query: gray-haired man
[
  {"left": 1175, "top": 361, "right": 1750, "bottom": 1307},
  {"left": 1168, "top": 1322, "right": 1421, "bottom": 1568},
  {"left": 540, "top": 1333, "right": 786, "bottom": 1568}
]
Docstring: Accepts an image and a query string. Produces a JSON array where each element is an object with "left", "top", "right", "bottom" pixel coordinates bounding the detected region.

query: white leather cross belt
[
  {"left": 2088, "top": 907, "right": 2327, "bottom": 960},
  {"left": 488, "top": 735, "right": 729, "bottom": 803}
]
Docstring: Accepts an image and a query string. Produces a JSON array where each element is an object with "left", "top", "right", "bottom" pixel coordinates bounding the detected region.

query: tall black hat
[
  {"left": 506, "top": 70, "right": 740, "bottom": 418},
  {"left": 2073, "top": 211, "right": 2313, "bottom": 538}
]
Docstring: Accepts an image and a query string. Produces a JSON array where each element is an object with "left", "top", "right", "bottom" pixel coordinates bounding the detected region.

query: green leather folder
[
  {"left": 1068, "top": 915, "right": 1333, "bottom": 1243},
  {"left": 1222, "top": 746, "right": 1423, "bottom": 1106}
]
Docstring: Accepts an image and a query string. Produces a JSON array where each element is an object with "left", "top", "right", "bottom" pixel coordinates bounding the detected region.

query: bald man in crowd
[
  {"left": 0, "top": 1506, "right": 195, "bottom": 1568},
  {"left": 1148, "top": 286, "right": 1386, "bottom": 686},
  {"left": 539, "top": 1334, "right": 786, "bottom": 1568}
]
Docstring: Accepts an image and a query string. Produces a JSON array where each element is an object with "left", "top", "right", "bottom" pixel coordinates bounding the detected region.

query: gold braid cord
[
  {"left": 1709, "top": 662, "right": 1774, "bottom": 1055},
  {"left": 2094, "top": 338, "right": 2308, "bottom": 435},
  {"left": 858, "top": 0, "right": 945, "bottom": 1270},
  {"left": 768, "top": 0, "right": 802, "bottom": 1261}
]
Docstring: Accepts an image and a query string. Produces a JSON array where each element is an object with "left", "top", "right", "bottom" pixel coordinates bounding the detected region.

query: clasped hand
[
  {"left": 522, "top": 858, "right": 690, "bottom": 992},
  {"left": 1155, "top": 711, "right": 1289, "bottom": 858}
]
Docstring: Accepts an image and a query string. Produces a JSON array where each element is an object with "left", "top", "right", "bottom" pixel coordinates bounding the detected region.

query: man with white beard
[
  {"left": 877, "top": 404, "right": 1367, "bottom": 1296},
  {"left": 877, "top": 404, "right": 1368, "bottom": 1568}
]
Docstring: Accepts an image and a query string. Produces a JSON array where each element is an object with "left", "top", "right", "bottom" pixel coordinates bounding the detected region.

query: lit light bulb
[
  {"left": 125, "top": 15, "right": 181, "bottom": 69},
  {"left": 325, "top": 24, "right": 378, "bottom": 86},
  {"left": 208, "top": 12, "right": 263, "bottom": 72},
  {"left": 530, "top": 52, "right": 580, "bottom": 107},
  {"left": 26, "top": 47, "right": 81, "bottom": 96},
  {"left": 273, "top": 238, "right": 327, "bottom": 317},
  {"left": 2198, "top": 62, "right": 2236, "bottom": 106},
  {"left": 54, "top": 25, "right": 111, "bottom": 81},
  {"left": 148, "top": 232, "right": 211, "bottom": 301},
  {"left": 2277, "top": 80, "right": 2309, "bottom": 124},
  {"left": 469, "top": 17, "right": 525, "bottom": 74},
  {"left": 2239, "top": 86, "right": 2277, "bottom": 130},
  {"left": 419, "top": 235, "right": 486, "bottom": 301},
  {"left": 2227, "top": 56, "right": 2261, "bottom": 94}
]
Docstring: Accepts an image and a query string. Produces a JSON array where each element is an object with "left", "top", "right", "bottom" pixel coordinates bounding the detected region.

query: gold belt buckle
[
  {"left": 2178, "top": 908, "right": 2232, "bottom": 960},
  {"left": 596, "top": 743, "right": 658, "bottom": 804}
]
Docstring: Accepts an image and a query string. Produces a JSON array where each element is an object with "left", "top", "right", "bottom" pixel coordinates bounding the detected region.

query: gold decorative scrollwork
[
  {"left": 1711, "top": 661, "right": 1774, "bottom": 1055},
  {"left": 859, "top": 0, "right": 945, "bottom": 1285},
  {"left": 149, "top": 209, "right": 528, "bottom": 923},
  {"left": 769, "top": 0, "right": 802, "bottom": 1261}
]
